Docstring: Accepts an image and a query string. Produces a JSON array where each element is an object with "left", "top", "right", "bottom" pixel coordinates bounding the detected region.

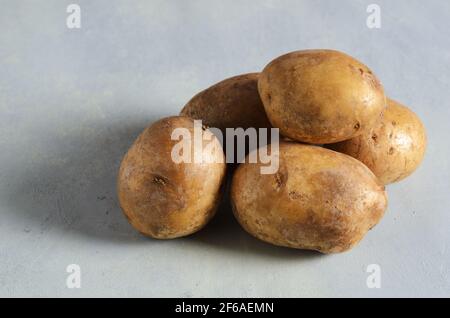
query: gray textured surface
[{"left": 0, "top": 0, "right": 449, "bottom": 297}]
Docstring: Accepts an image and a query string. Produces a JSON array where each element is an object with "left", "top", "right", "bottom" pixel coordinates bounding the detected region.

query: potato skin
[
  {"left": 117, "top": 116, "right": 226, "bottom": 239},
  {"left": 327, "top": 99, "right": 427, "bottom": 185},
  {"left": 180, "top": 73, "right": 272, "bottom": 132},
  {"left": 258, "top": 50, "right": 386, "bottom": 144},
  {"left": 231, "top": 143, "right": 387, "bottom": 253}
]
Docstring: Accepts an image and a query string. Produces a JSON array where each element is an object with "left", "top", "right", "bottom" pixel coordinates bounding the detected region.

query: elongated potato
[
  {"left": 231, "top": 143, "right": 387, "bottom": 253},
  {"left": 258, "top": 50, "right": 386, "bottom": 144},
  {"left": 328, "top": 99, "right": 427, "bottom": 184},
  {"left": 180, "top": 73, "right": 272, "bottom": 132},
  {"left": 118, "top": 116, "right": 226, "bottom": 239}
]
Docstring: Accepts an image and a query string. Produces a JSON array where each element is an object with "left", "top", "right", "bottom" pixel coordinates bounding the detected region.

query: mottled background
[{"left": 0, "top": 0, "right": 449, "bottom": 297}]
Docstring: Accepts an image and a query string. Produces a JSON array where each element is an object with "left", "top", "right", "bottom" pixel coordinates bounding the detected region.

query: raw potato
[
  {"left": 231, "top": 142, "right": 387, "bottom": 253},
  {"left": 117, "top": 116, "right": 226, "bottom": 239},
  {"left": 258, "top": 49, "right": 386, "bottom": 144},
  {"left": 180, "top": 73, "right": 272, "bottom": 133},
  {"left": 327, "top": 99, "right": 427, "bottom": 184}
]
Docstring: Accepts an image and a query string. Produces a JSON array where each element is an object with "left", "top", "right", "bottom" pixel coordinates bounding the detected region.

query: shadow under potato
[
  {"left": 186, "top": 169, "right": 322, "bottom": 260},
  {"left": 4, "top": 116, "right": 155, "bottom": 244},
  {"left": 5, "top": 114, "right": 321, "bottom": 258}
]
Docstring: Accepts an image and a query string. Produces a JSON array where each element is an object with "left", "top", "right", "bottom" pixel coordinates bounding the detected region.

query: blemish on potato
[
  {"left": 274, "top": 172, "right": 287, "bottom": 190},
  {"left": 288, "top": 191, "right": 301, "bottom": 200},
  {"left": 153, "top": 175, "right": 168, "bottom": 186},
  {"left": 372, "top": 133, "right": 378, "bottom": 143}
]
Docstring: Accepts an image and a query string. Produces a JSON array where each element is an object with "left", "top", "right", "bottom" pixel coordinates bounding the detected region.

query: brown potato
[
  {"left": 231, "top": 142, "right": 387, "bottom": 254},
  {"left": 327, "top": 99, "right": 427, "bottom": 184},
  {"left": 180, "top": 73, "right": 272, "bottom": 133},
  {"left": 258, "top": 49, "right": 386, "bottom": 144},
  {"left": 117, "top": 116, "right": 226, "bottom": 239}
]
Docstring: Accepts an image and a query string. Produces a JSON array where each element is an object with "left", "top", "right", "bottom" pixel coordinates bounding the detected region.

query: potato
[
  {"left": 180, "top": 73, "right": 272, "bottom": 133},
  {"left": 231, "top": 142, "right": 387, "bottom": 253},
  {"left": 117, "top": 116, "right": 226, "bottom": 239},
  {"left": 258, "top": 49, "right": 386, "bottom": 144},
  {"left": 327, "top": 99, "right": 427, "bottom": 184}
]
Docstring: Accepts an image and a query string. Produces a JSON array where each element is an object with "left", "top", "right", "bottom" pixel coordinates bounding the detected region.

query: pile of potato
[{"left": 118, "top": 50, "right": 426, "bottom": 254}]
